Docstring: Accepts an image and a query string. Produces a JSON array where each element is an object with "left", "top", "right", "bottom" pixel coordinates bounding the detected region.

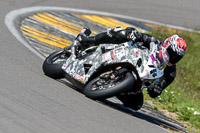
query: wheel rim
[{"left": 90, "top": 74, "right": 125, "bottom": 91}]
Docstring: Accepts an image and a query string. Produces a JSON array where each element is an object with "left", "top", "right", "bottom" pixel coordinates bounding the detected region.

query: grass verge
[{"left": 143, "top": 28, "right": 200, "bottom": 133}]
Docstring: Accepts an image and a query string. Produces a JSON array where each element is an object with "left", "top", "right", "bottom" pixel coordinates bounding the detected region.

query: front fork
[
  {"left": 70, "top": 40, "right": 80, "bottom": 57},
  {"left": 100, "top": 67, "right": 128, "bottom": 80}
]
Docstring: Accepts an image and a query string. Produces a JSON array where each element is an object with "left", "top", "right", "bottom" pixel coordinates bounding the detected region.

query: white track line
[{"left": 5, "top": 6, "right": 198, "bottom": 60}]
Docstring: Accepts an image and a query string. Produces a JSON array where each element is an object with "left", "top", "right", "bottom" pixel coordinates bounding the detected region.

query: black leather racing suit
[{"left": 79, "top": 27, "right": 176, "bottom": 110}]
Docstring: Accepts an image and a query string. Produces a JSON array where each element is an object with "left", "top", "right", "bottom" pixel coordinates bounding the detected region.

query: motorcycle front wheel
[
  {"left": 84, "top": 72, "right": 135, "bottom": 100},
  {"left": 42, "top": 46, "right": 71, "bottom": 79}
]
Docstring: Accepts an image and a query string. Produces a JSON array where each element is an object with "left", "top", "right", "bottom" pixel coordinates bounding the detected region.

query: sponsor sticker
[
  {"left": 150, "top": 54, "right": 155, "bottom": 62},
  {"left": 62, "top": 64, "right": 67, "bottom": 69},
  {"left": 136, "top": 50, "right": 139, "bottom": 56},
  {"left": 111, "top": 50, "right": 117, "bottom": 62},
  {"left": 73, "top": 73, "right": 84, "bottom": 82},
  {"left": 102, "top": 52, "right": 111, "bottom": 62}
]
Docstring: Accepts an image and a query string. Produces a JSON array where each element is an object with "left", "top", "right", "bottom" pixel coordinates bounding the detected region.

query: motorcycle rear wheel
[
  {"left": 42, "top": 46, "right": 71, "bottom": 79},
  {"left": 84, "top": 72, "right": 135, "bottom": 100}
]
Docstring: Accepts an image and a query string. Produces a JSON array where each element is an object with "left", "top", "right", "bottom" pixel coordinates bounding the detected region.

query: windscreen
[{"left": 150, "top": 46, "right": 169, "bottom": 70}]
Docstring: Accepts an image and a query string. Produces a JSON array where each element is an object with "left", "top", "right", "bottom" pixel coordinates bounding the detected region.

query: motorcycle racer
[{"left": 77, "top": 27, "right": 187, "bottom": 110}]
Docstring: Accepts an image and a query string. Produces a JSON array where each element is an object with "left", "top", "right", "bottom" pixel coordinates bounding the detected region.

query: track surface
[{"left": 1, "top": 0, "right": 199, "bottom": 133}]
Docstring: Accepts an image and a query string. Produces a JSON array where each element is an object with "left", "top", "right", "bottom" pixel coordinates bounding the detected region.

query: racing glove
[
  {"left": 77, "top": 27, "right": 94, "bottom": 45},
  {"left": 80, "top": 27, "right": 91, "bottom": 36},
  {"left": 125, "top": 27, "right": 141, "bottom": 43}
]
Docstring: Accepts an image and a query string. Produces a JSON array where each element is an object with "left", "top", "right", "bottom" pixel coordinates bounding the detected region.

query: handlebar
[{"left": 71, "top": 39, "right": 98, "bottom": 58}]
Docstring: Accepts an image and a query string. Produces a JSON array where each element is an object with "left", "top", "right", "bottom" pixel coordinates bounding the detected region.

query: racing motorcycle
[{"left": 42, "top": 35, "right": 169, "bottom": 100}]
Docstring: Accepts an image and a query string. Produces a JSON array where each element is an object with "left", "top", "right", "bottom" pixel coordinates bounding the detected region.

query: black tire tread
[
  {"left": 84, "top": 72, "right": 135, "bottom": 100},
  {"left": 42, "top": 47, "right": 70, "bottom": 79}
]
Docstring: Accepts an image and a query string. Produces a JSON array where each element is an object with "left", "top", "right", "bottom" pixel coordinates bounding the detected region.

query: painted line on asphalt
[
  {"left": 6, "top": 6, "right": 198, "bottom": 32},
  {"left": 21, "top": 25, "right": 72, "bottom": 48},
  {"left": 5, "top": 6, "right": 191, "bottom": 133},
  {"left": 5, "top": 6, "right": 198, "bottom": 60},
  {"left": 9, "top": 8, "right": 147, "bottom": 57},
  {"left": 21, "top": 13, "right": 144, "bottom": 51},
  {"left": 75, "top": 14, "right": 140, "bottom": 31},
  {"left": 32, "top": 13, "right": 81, "bottom": 36}
]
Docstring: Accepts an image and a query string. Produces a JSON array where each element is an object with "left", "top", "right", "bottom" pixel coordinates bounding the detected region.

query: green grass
[{"left": 144, "top": 29, "right": 200, "bottom": 132}]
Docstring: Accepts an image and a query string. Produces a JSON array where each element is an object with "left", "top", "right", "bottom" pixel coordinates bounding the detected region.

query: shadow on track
[{"left": 57, "top": 79, "right": 192, "bottom": 133}]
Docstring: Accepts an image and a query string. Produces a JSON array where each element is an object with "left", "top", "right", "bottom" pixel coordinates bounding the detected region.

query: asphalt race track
[{"left": 1, "top": 0, "right": 199, "bottom": 133}]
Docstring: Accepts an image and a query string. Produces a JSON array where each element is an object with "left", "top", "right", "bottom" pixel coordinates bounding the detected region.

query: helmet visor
[{"left": 167, "top": 47, "right": 183, "bottom": 64}]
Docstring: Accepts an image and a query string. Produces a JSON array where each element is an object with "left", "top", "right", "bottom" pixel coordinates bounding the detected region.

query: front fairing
[
  {"left": 62, "top": 44, "right": 103, "bottom": 84},
  {"left": 151, "top": 45, "right": 169, "bottom": 70},
  {"left": 136, "top": 44, "right": 169, "bottom": 80},
  {"left": 61, "top": 42, "right": 169, "bottom": 84}
]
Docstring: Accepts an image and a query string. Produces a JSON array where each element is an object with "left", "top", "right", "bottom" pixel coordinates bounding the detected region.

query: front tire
[
  {"left": 84, "top": 72, "right": 135, "bottom": 100},
  {"left": 42, "top": 47, "right": 71, "bottom": 79}
]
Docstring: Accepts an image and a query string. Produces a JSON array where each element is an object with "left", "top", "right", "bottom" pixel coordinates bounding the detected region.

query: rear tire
[
  {"left": 42, "top": 47, "right": 71, "bottom": 79},
  {"left": 84, "top": 72, "right": 135, "bottom": 100}
]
